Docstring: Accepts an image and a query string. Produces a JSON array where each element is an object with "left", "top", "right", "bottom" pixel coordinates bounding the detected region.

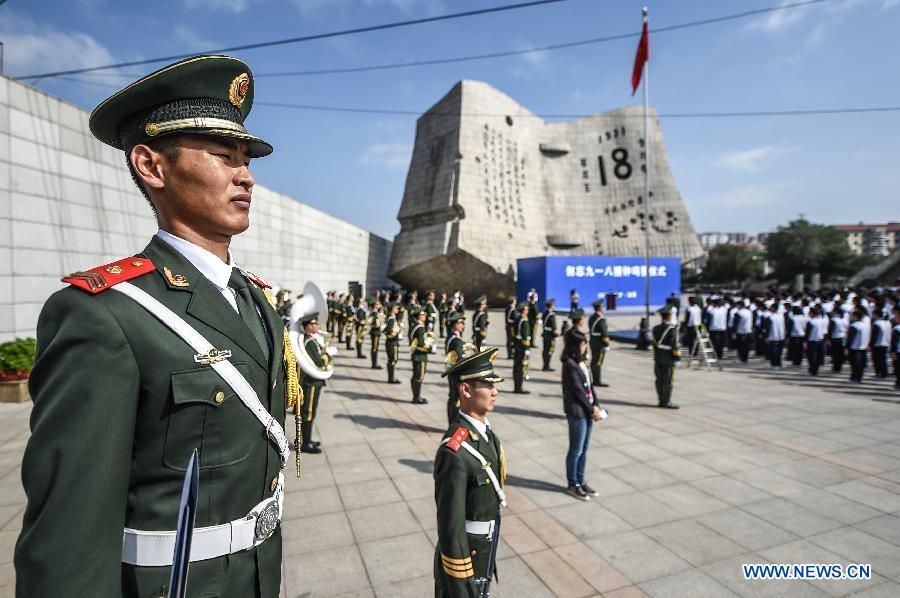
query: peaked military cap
[
  {"left": 409, "top": 307, "right": 424, "bottom": 317},
  {"left": 447, "top": 311, "right": 465, "bottom": 325},
  {"left": 545, "top": 298, "right": 556, "bottom": 307},
  {"left": 89, "top": 55, "right": 273, "bottom": 158},
  {"left": 592, "top": 299, "right": 605, "bottom": 308},
  {"left": 570, "top": 308, "right": 585, "bottom": 320},
  {"left": 442, "top": 347, "right": 503, "bottom": 383},
  {"left": 386, "top": 301, "right": 398, "bottom": 310},
  {"left": 300, "top": 313, "right": 319, "bottom": 326},
  {"left": 365, "top": 295, "right": 376, "bottom": 303},
  {"left": 476, "top": 295, "right": 487, "bottom": 304},
  {"left": 516, "top": 301, "right": 529, "bottom": 311}
]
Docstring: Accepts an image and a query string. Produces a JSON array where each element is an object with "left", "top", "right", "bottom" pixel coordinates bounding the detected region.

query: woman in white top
[
  {"left": 805, "top": 307, "right": 828, "bottom": 376},
  {"left": 846, "top": 308, "right": 870, "bottom": 383}
]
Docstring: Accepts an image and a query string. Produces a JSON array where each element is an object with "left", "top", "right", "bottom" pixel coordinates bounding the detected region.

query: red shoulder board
[
  {"left": 62, "top": 257, "right": 155, "bottom": 294},
  {"left": 444, "top": 427, "right": 469, "bottom": 453},
  {"left": 245, "top": 271, "right": 271, "bottom": 289}
]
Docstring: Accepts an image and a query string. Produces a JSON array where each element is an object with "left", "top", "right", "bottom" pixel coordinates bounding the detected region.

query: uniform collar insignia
[{"left": 164, "top": 266, "right": 190, "bottom": 287}]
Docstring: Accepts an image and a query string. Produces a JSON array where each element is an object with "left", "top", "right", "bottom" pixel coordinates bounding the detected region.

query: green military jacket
[
  {"left": 653, "top": 323, "right": 682, "bottom": 365},
  {"left": 355, "top": 306, "right": 367, "bottom": 332},
  {"left": 300, "top": 332, "right": 328, "bottom": 389},
  {"left": 15, "top": 236, "right": 285, "bottom": 598},
  {"left": 472, "top": 311, "right": 488, "bottom": 340},
  {"left": 515, "top": 317, "right": 532, "bottom": 349},
  {"left": 368, "top": 310, "right": 383, "bottom": 337},
  {"left": 588, "top": 313, "right": 610, "bottom": 348},
  {"left": 434, "top": 414, "right": 506, "bottom": 598},
  {"left": 410, "top": 323, "right": 431, "bottom": 363},
  {"left": 425, "top": 301, "right": 439, "bottom": 327},
  {"left": 445, "top": 332, "right": 465, "bottom": 366},
  {"left": 385, "top": 315, "right": 401, "bottom": 343},
  {"left": 543, "top": 312, "right": 557, "bottom": 338}
]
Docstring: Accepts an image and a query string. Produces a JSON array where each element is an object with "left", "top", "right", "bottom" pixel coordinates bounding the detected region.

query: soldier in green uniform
[
  {"left": 325, "top": 291, "right": 335, "bottom": 335},
  {"left": 438, "top": 292, "right": 449, "bottom": 338},
  {"left": 542, "top": 298, "right": 559, "bottom": 371},
  {"left": 513, "top": 302, "right": 532, "bottom": 394},
  {"left": 15, "top": 56, "right": 294, "bottom": 597},
  {"left": 472, "top": 295, "right": 489, "bottom": 351},
  {"left": 434, "top": 347, "right": 507, "bottom": 598},
  {"left": 527, "top": 290, "right": 540, "bottom": 350},
  {"left": 504, "top": 297, "right": 517, "bottom": 359},
  {"left": 653, "top": 308, "right": 682, "bottom": 409},
  {"left": 343, "top": 294, "right": 356, "bottom": 349},
  {"left": 445, "top": 311, "right": 467, "bottom": 424},
  {"left": 335, "top": 293, "right": 346, "bottom": 342},
  {"left": 299, "top": 313, "right": 330, "bottom": 453},
  {"left": 425, "top": 290, "right": 439, "bottom": 334},
  {"left": 368, "top": 298, "right": 384, "bottom": 369},
  {"left": 384, "top": 302, "right": 403, "bottom": 384},
  {"left": 410, "top": 308, "right": 433, "bottom": 404},
  {"left": 588, "top": 299, "right": 611, "bottom": 387},
  {"left": 355, "top": 297, "right": 368, "bottom": 359},
  {"left": 407, "top": 291, "right": 420, "bottom": 330}
]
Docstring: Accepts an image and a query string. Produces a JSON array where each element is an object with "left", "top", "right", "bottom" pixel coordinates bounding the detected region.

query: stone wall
[{"left": 0, "top": 75, "right": 392, "bottom": 342}]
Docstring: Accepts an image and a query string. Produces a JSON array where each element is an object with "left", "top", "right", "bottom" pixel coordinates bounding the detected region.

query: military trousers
[
  {"left": 302, "top": 384, "right": 324, "bottom": 423},
  {"left": 654, "top": 362, "right": 675, "bottom": 406},
  {"left": 542, "top": 334, "right": 555, "bottom": 369},
  {"left": 356, "top": 327, "right": 366, "bottom": 357},
  {"left": 506, "top": 325, "right": 514, "bottom": 359},
  {"left": 386, "top": 341, "right": 400, "bottom": 381},
  {"left": 589, "top": 342, "right": 606, "bottom": 385},
  {"left": 370, "top": 335, "right": 381, "bottom": 367},
  {"left": 474, "top": 332, "right": 485, "bottom": 351},
  {"left": 512, "top": 346, "right": 528, "bottom": 391}
]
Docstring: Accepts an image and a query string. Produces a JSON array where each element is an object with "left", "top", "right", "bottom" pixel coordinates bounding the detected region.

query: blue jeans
[{"left": 565, "top": 415, "right": 593, "bottom": 486}]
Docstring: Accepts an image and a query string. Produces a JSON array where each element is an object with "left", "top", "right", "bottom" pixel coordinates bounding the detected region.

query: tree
[
  {"left": 765, "top": 219, "right": 866, "bottom": 284},
  {"left": 700, "top": 245, "right": 764, "bottom": 284}
]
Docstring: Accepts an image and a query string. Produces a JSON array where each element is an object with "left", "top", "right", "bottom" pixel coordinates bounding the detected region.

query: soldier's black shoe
[
  {"left": 659, "top": 403, "right": 680, "bottom": 409},
  {"left": 513, "top": 389, "right": 530, "bottom": 394},
  {"left": 566, "top": 485, "right": 591, "bottom": 501},
  {"left": 580, "top": 482, "right": 600, "bottom": 497},
  {"left": 594, "top": 382, "right": 609, "bottom": 387},
  {"left": 371, "top": 365, "right": 383, "bottom": 369},
  {"left": 412, "top": 397, "right": 429, "bottom": 404},
  {"left": 388, "top": 379, "right": 402, "bottom": 384},
  {"left": 300, "top": 443, "right": 322, "bottom": 454}
]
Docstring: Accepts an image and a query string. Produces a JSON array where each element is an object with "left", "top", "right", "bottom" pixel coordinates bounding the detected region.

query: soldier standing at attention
[
  {"left": 368, "top": 298, "right": 384, "bottom": 370},
  {"left": 445, "top": 311, "right": 467, "bottom": 424},
  {"left": 434, "top": 348, "right": 507, "bottom": 598},
  {"left": 569, "top": 288, "right": 580, "bottom": 313},
  {"left": 653, "top": 308, "right": 681, "bottom": 409},
  {"left": 527, "top": 290, "right": 540, "bottom": 350},
  {"left": 588, "top": 299, "right": 611, "bottom": 387},
  {"left": 407, "top": 290, "right": 421, "bottom": 330},
  {"left": 355, "top": 297, "right": 368, "bottom": 359},
  {"left": 335, "top": 293, "right": 346, "bottom": 342},
  {"left": 513, "top": 302, "right": 532, "bottom": 394},
  {"left": 438, "top": 292, "right": 449, "bottom": 338},
  {"left": 410, "top": 308, "right": 432, "bottom": 404},
  {"left": 384, "top": 302, "right": 402, "bottom": 384},
  {"left": 472, "top": 295, "right": 489, "bottom": 351},
  {"left": 15, "top": 56, "right": 294, "bottom": 597},
  {"left": 425, "top": 290, "right": 439, "bottom": 333},
  {"left": 505, "top": 297, "right": 517, "bottom": 359},
  {"left": 299, "top": 313, "right": 329, "bottom": 454},
  {"left": 542, "top": 299, "right": 559, "bottom": 371},
  {"left": 343, "top": 294, "right": 356, "bottom": 350}
]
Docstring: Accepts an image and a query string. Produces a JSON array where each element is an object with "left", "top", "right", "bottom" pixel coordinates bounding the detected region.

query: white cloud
[
  {"left": 359, "top": 142, "right": 412, "bottom": 171},
  {"left": 714, "top": 145, "right": 795, "bottom": 173},
  {"left": 173, "top": 25, "right": 217, "bottom": 52},
  {"left": 698, "top": 181, "right": 796, "bottom": 209},
  {"left": 1, "top": 12, "right": 118, "bottom": 79},
  {"left": 292, "top": 0, "right": 442, "bottom": 16},
  {"left": 183, "top": 0, "right": 263, "bottom": 13},
  {"left": 746, "top": 0, "right": 807, "bottom": 33}
]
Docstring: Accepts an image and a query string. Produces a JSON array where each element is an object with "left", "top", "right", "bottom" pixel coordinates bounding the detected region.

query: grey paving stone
[
  {"left": 807, "top": 527, "right": 900, "bottom": 580},
  {"left": 586, "top": 530, "right": 692, "bottom": 583},
  {"left": 639, "top": 567, "right": 739, "bottom": 598},
  {"left": 283, "top": 544, "right": 370, "bottom": 597},
  {"left": 615, "top": 441, "right": 674, "bottom": 462},
  {"left": 283, "top": 485, "right": 344, "bottom": 519},
  {"left": 603, "top": 491, "right": 689, "bottom": 529},
  {"left": 391, "top": 472, "right": 434, "bottom": 502},
  {"left": 701, "top": 552, "right": 830, "bottom": 598},
  {"left": 338, "top": 478, "right": 404, "bottom": 511},
  {"left": 545, "top": 502, "right": 634, "bottom": 540},
  {"left": 769, "top": 457, "right": 866, "bottom": 488},
  {"left": 645, "top": 483, "right": 729, "bottom": 518},
  {"left": 733, "top": 467, "right": 819, "bottom": 498},
  {"left": 489, "top": 555, "right": 555, "bottom": 597},
  {"left": 695, "top": 507, "right": 799, "bottom": 551},
  {"left": 331, "top": 458, "right": 390, "bottom": 486},
  {"left": 789, "top": 488, "right": 881, "bottom": 525},
  {"left": 848, "top": 580, "right": 900, "bottom": 597},
  {"left": 685, "top": 450, "right": 758, "bottom": 475},
  {"left": 826, "top": 479, "right": 900, "bottom": 513},
  {"left": 357, "top": 531, "right": 434, "bottom": 587},
  {"left": 372, "top": 574, "right": 433, "bottom": 598},
  {"left": 605, "top": 463, "right": 678, "bottom": 491},
  {"left": 852, "top": 514, "right": 900, "bottom": 547},
  {"left": 283, "top": 511, "right": 355, "bottom": 556},
  {"left": 347, "top": 502, "right": 421, "bottom": 543},
  {"left": 645, "top": 456, "right": 718, "bottom": 483},
  {"left": 743, "top": 498, "right": 845, "bottom": 537}
]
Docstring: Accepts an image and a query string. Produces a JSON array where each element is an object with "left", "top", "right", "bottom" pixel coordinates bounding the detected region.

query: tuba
[{"left": 289, "top": 282, "right": 335, "bottom": 381}]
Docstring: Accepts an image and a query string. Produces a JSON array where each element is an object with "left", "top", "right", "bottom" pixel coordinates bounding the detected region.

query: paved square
[{"left": 2, "top": 311, "right": 899, "bottom": 597}]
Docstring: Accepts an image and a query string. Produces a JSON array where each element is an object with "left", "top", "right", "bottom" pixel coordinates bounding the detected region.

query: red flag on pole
[{"left": 631, "top": 17, "right": 649, "bottom": 96}]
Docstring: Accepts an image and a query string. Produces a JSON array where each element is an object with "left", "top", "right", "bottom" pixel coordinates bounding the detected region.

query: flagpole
[{"left": 642, "top": 6, "right": 651, "bottom": 325}]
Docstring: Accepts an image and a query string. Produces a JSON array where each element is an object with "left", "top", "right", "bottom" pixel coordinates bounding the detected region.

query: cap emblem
[{"left": 229, "top": 73, "right": 250, "bottom": 108}]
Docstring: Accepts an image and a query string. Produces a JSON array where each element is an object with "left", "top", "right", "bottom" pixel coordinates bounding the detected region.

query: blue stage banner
[{"left": 517, "top": 256, "right": 681, "bottom": 311}]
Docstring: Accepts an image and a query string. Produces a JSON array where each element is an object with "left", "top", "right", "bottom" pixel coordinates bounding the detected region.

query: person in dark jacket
[{"left": 561, "top": 330, "right": 604, "bottom": 502}]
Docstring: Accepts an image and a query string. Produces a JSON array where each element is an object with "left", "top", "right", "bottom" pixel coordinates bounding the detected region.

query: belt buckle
[{"left": 254, "top": 500, "right": 280, "bottom": 542}]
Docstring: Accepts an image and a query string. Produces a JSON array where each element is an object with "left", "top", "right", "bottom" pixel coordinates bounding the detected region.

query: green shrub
[{"left": 0, "top": 338, "right": 37, "bottom": 380}]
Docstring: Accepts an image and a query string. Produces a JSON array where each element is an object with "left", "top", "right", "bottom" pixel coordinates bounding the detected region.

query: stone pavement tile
[
  {"left": 503, "top": 485, "right": 540, "bottom": 514},
  {"left": 331, "top": 591, "right": 375, "bottom": 598},
  {"left": 818, "top": 429, "right": 888, "bottom": 449},
  {"left": 586, "top": 530, "right": 691, "bottom": 584},
  {"left": 602, "top": 492, "right": 684, "bottom": 529},
  {"left": 331, "top": 458, "right": 389, "bottom": 486},
  {"left": 645, "top": 483, "right": 729, "bottom": 518},
  {"left": 283, "top": 511, "right": 354, "bottom": 556},
  {"left": 808, "top": 527, "right": 900, "bottom": 580},
  {"left": 0, "top": 469, "right": 24, "bottom": 508},
  {"left": 769, "top": 457, "right": 866, "bottom": 488},
  {"left": 347, "top": 502, "right": 421, "bottom": 544},
  {"left": 689, "top": 431, "right": 754, "bottom": 452},
  {"left": 643, "top": 519, "right": 747, "bottom": 567},
  {"left": 1, "top": 506, "right": 23, "bottom": 532},
  {"left": 686, "top": 450, "right": 757, "bottom": 475},
  {"left": 789, "top": 434, "right": 857, "bottom": 455},
  {"left": 358, "top": 531, "right": 434, "bottom": 587},
  {"left": 372, "top": 574, "right": 432, "bottom": 598},
  {"left": 700, "top": 552, "right": 829, "bottom": 598},
  {"left": 645, "top": 456, "right": 718, "bottom": 483},
  {"left": 338, "top": 478, "right": 404, "bottom": 512},
  {"left": 843, "top": 425, "right": 900, "bottom": 443},
  {"left": 743, "top": 498, "right": 845, "bottom": 537},
  {"left": 728, "top": 447, "right": 800, "bottom": 469},
  {"left": 695, "top": 507, "right": 799, "bottom": 551},
  {"left": 649, "top": 436, "right": 709, "bottom": 457},
  {"left": 789, "top": 488, "right": 881, "bottom": 525},
  {"left": 852, "top": 514, "right": 900, "bottom": 547},
  {"left": 0, "top": 562, "right": 14, "bottom": 595},
  {"left": 520, "top": 548, "right": 596, "bottom": 597},
  {"left": 829, "top": 449, "right": 900, "bottom": 474},
  {"left": 733, "top": 467, "right": 818, "bottom": 498},
  {"left": 690, "top": 475, "right": 774, "bottom": 506},
  {"left": 370, "top": 437, "right": 422, "bottom": 458},
  {"left": 605, "top": 463, "right": 677, "bottom": 491},
  {"left": 292, "top": 457, "right": 337, "bottom": 490},
  {"left": 518, "top": 508, "right": 579, "bottom": 548},
  {"left": 515, "top": 479, "right": 581, "bottom": 510},
  {"left": 602, "top": 585, "right": 648, "bottom": 598},
  {"left": 826, "top": 479, "right": 900, "bottom": 513},
  {"left": 615, "top": 441, "right": 673, "bottom": 462},
  {"left": 500, "top": 513, "right": 548, "bottom": 555},
  {"left": 326, "top": 442, "right": 376, "bottom": 465},
  {"left": 553, "top": 542, "right": 631, "bottom": 594},
  {"left": 405, "top": 496, "right": 437, "bottom": 531},
  {"left": 0, "top": 504, "right": 22, "bottom": 530},
  {"left": 489, "top": 555, "right": 555, "bottom": 597},
  {"left": 283, "top": 544, "right": 370, "bottom": 597},
  {"left": 379, "top": 454, "right": 432, "bottom": 479},
  {"left": 581, "top": 448, "right": 637, "bottom": 471},
  {"left": 739, "top": 423, "right": 803, "bottom": 441},
  {"left": 546, "top": 502, "right": 633, "bottom": 540},
  {"left": 867, "top": 443, "right": 900, "bottom": 460},
  {"left": 283, "top": 485, "right": 343, "bottom": 519},
  {"left": 594, "top": 428, "right": 640, "bottom": 447},
  {"left": 638, "top": 567, "right": 739, "bottom": 598},
  {"left": 615, "top": 425, "right": 674, "bottom": 443},
  {"left": 578, "top": 470, "right": 638, "bottom": 498},
  {"left": 391, "top": 472, "right": 433, "bottom": 502},
  {"left": 848, "top": 580, "right": 900, "bottom": 597}
]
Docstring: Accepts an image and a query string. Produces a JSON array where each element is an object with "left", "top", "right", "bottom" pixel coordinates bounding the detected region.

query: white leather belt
[
  {"left": 465, "top": 520, "right": 495, "bottom": 536},
  {"left": 122, "top": 474, "right": 284, "bottom": 566}
]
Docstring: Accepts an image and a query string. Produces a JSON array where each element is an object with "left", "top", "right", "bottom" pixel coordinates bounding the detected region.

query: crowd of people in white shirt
[{"left": 679, "top": 289, "right": 900, "bottom": 388}]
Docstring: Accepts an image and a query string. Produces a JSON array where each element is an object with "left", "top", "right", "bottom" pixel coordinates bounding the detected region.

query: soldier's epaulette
[
  {"left": 444, "top": 427, "right": 469, "bottom": 452},
  {"left": 244, "top": 270, "right": 271, "bottom": 289},
  {"left": 62, "top": 257, "right": 155, "bottom": 294}
]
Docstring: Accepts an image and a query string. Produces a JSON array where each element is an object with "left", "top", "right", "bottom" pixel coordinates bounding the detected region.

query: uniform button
[
  {"left": 214, "top": 391, "right": 225, "bottom": 403},
  {"left": 270, "top": 477, "right": 279, "bottom": 492},
  {"left": 471, "top": 550, "right": 477, "bottom": 556}
]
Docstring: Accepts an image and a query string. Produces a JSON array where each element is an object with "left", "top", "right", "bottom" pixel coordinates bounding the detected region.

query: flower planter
[{"left": 0, "top": 379, "right": 30, "bottom": 403}]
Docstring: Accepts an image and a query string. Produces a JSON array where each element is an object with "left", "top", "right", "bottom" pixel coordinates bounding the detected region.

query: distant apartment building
[
  {"left": 833, "top": 222, "right": 900, "bottom": 257},
  {"left": 698, "top": 232, "right": 749, "bottom": 250}
]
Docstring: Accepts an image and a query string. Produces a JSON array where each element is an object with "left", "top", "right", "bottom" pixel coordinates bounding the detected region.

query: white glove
[{"left": 326, "top": 347, "right": 338, "bottom": 357}]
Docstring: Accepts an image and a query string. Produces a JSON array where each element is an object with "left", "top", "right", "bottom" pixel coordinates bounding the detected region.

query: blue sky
[{"left": 2, "top": 0, "right": 898, "bottom": 240}]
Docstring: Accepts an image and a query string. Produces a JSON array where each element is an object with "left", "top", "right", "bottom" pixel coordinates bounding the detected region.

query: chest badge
[{"left": 194, "top": 348, "right": 233, "bottom": 365}]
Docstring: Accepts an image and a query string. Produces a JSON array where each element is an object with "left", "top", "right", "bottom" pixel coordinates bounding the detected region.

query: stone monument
[{"left": 388, "top": 80, "right": 702, "bottom": 302}]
